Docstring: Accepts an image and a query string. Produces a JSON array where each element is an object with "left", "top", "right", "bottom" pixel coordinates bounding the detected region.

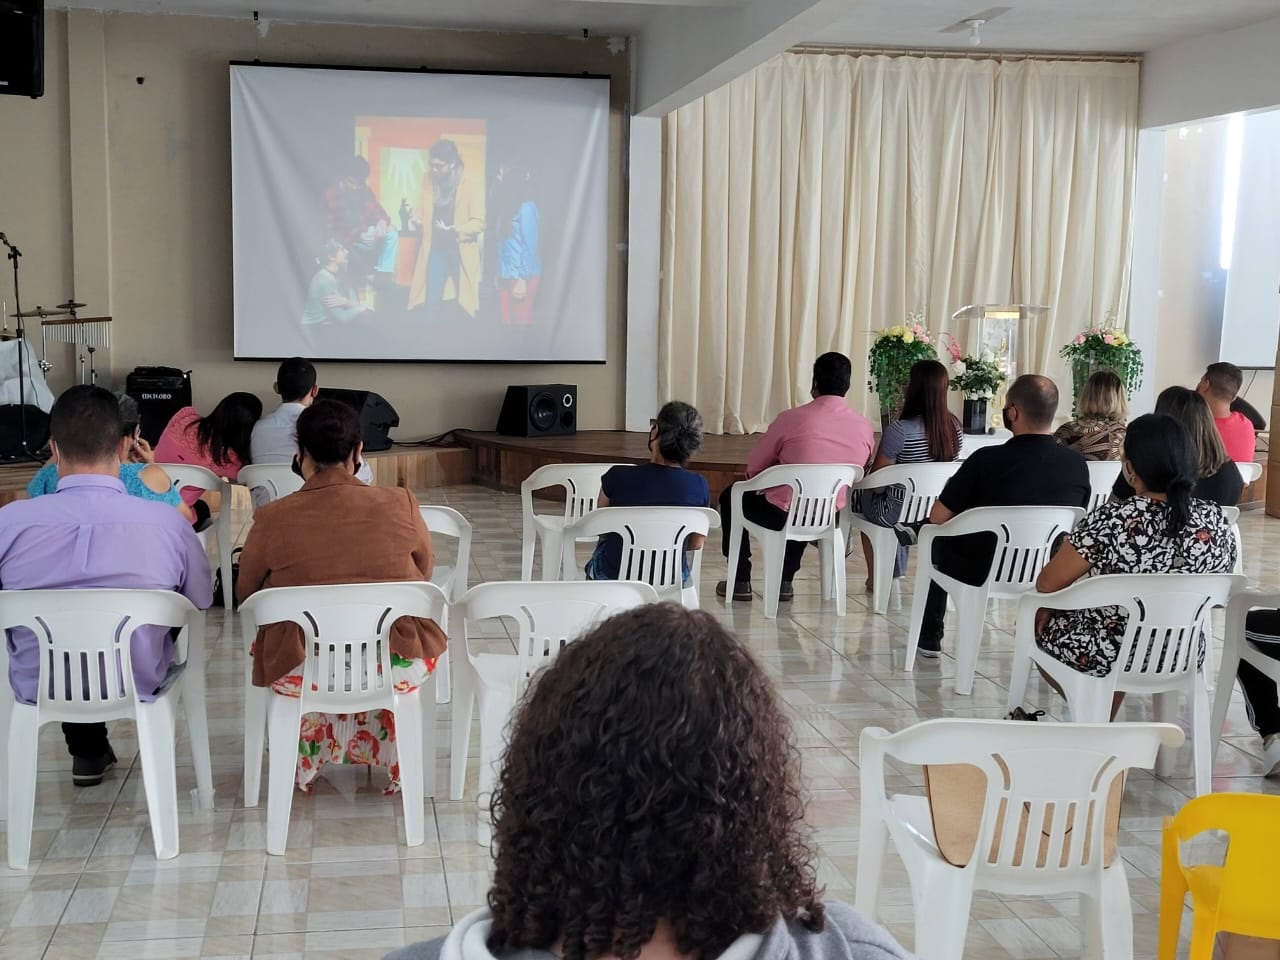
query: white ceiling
[
  {"left": 55, "top": 0, "right": 746, "bottom": 34},
  {"left": 812, "top": 0, "right": 1280, "bottom": 54},
  {"left": 52, "top": 0, "right": 1280, "bottom": 53}
]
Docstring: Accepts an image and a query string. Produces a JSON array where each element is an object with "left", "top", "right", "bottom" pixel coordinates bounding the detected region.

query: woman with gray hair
[{"left": 584, "top": 400, "right": 711, "bottom": 582}]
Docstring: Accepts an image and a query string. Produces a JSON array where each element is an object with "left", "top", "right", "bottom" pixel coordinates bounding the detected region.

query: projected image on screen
[{"left": 230, "top": 66, "right": 609, "bottom": 362}]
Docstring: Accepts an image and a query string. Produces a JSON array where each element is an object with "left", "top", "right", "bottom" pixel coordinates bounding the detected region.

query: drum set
[{"left": 6, "top": 300, "right": 112, "bottom": 385}]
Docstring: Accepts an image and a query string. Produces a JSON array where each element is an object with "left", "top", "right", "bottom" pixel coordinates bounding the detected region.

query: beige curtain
[{"left": 660, "top": 52, "right": 1139, "bottom": 433}]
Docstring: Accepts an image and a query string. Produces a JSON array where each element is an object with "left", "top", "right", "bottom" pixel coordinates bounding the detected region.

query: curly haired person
[{"left": 386, "top": 604, "right": 912, "bottom": 960}]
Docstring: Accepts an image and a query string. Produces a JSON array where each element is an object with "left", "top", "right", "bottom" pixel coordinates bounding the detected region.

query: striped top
[{"left": 879, "top": 416, "right": 963, "bottom": 464}]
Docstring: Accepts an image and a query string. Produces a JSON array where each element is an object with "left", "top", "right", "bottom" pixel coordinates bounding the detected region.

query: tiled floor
[{"left": 3, "top": 483, "right": 1279, "bottom": 959}]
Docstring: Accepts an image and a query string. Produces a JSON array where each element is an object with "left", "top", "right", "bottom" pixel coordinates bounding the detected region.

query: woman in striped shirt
[{"left": 856, "top": 360, "right": 962, "bottom": 593}]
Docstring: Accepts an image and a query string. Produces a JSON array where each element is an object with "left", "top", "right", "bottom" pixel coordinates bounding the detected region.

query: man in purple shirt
[
  {"left": 717, "top": 352, "right": 874, "bottom": 602},
  {"left": 0, "top": 385, "right": 213, "bottom": 785}
]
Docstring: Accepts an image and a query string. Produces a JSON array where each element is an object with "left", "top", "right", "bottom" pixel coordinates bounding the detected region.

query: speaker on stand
[
  {"left": 0, "top": 0, "right": 44, "bottom": 99},
  {"left": 496, "top": 384, "right": 577, "bottom": 437}
]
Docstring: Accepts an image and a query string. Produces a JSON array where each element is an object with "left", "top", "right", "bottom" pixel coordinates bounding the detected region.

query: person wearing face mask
[
  {"left": 236, "top": 398, "right": 446, "bottom": 795},
  {"left": 584, "top": 401, "right": 711, "bottom": 584},
  {"left": 908, "top": 374, "right": 1090, "bottom": 658}
]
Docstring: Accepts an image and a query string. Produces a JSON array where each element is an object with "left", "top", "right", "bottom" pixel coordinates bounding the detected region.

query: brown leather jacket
[{"left": 237, "top": 467, "right": 448, "bottom": 687}]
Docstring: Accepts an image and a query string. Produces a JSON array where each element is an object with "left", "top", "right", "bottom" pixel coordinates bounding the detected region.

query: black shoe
[
  {"left": 893, "top": 522, "right": 919, "bottom": 547},
  {"left": 1005, "top": 707, "right": 1046, "bottom": 722},
  {"left": 72, "top": 748, "right": 118, "bottom": 787},
  {"left": 778, "top": 581, "right": 794, "bottom": 602},
  {"left": 917, "top": 632, "right": 943, "bottom": 659},
  {"left": 716, "top": 580, "right": 753, "bottom": 601}
]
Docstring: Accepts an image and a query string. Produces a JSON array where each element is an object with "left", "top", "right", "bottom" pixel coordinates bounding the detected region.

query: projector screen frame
[{"left": 228, "top": 60, "right": 614, "bottom": 366}]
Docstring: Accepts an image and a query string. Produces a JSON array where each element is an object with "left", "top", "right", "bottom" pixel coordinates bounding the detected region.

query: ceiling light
[{"left": 967, "top": 19, "right": 985, "bottom": 46}]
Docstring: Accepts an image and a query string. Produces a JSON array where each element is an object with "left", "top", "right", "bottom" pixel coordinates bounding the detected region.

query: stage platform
[
  {"left": 457, "top": 429, "right": 760, "bottom": 498},
  {"left": 0, "top": 445, "right": 474, "bottom": 508}
]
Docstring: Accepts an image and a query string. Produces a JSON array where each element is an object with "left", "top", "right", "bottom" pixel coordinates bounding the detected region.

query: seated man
[
  {"left": 250, "top": 356, "right": 371, "bottom": 485},
  {"left": 0, "top": 385, "right": 212, "bottom": 785},
  {"left": 717, "top": 352, "right": 874, "bottom": 602},
  {"left": 585, "top": 401, "right": 710, "bottom": 584},
  {"left": 1197, "top": 361, "right": 1257, "bottom": 462},
  {"left": 914, "top": 374, "right": 1090, "bottom": 657},
  {"left": 1235, "top": 610, "right": 1280, "bottom": 776}
]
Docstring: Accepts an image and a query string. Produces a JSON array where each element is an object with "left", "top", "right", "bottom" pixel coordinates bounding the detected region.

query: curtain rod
[{"left": 790, "top": 43, "right": 1141, "bottom": 64}]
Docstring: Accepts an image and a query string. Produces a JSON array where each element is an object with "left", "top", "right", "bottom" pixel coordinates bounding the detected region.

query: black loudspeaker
[
  {"left": 125, "top": 366, "right": 192, "bottom": 445},
  {"left": 316, "top": 387, "right": 399, "bottom": 452},
  {"left": 496, "top": 384, "right": 577, "bottom": 437},
  {"left": 0, "top": 0, "right": 44, "bottom": 99},
  {"left": 0, "top": 405, "right": 48, "bottom": 459}
]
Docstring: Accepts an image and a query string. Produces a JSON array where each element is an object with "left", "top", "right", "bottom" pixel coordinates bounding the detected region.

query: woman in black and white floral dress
[{"left": 1034, "top": 414, "right": 1236, "bottom": 691}]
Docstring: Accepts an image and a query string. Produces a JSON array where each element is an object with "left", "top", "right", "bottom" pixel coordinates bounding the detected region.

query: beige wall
[
  {"left": 0, "top": 11, "right": 630, "bottom": 438},
  {"left": 1155, "top": 123, "right": 1275, "bottom": 416}
]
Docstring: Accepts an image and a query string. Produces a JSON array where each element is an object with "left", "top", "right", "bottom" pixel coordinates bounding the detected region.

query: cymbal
[
  {"left": 8, "top": 307, "right": 68, "bottom": 319},
  {"left": 55, "top": 300, "right": 87, "bottom": 311}
]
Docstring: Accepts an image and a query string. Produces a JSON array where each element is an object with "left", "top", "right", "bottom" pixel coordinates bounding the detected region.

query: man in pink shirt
[
  {"left": 717, "top": 352, "right": 874, "bottom": 602},
  {"left": 1197, "top": 362, "right": 1257, "bottom": 462}
]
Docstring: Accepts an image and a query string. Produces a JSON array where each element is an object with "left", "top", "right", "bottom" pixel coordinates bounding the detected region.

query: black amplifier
[{"left": 125, "top": 366, "right": 192, "bottom": 445}]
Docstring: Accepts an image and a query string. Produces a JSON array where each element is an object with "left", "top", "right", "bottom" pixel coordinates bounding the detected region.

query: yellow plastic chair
[{"left": 1160, "top": 792, "right": 1280, "bottom": 959}]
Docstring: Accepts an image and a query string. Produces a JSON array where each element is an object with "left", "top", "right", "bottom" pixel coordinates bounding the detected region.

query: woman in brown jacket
[{"left": 237, "top": 399, "right": 447, "bottom": 794}]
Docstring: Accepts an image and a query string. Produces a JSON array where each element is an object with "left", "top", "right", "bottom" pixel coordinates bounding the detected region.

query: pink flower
[
  {"left": 1103, "top": 334, "right": 1115, "bottom": 345},
  {"left": 1073, "top": 334, "right": 1085, "bottom": 345},
  {"left": 912, "top": 324, "right": 922, "bottom": 334}
]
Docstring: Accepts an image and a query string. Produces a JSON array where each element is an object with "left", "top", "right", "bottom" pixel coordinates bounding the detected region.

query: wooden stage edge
[{"left": 458, "top": 430, "right": 756, "bottom": 499}]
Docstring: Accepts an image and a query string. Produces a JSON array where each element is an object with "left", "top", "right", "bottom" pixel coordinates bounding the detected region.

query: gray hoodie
[{"left": 383, "top": 902, "right": 914, "bottom": 960}]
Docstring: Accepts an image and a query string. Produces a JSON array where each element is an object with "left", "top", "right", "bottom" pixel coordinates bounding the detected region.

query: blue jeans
[
  {"left": 424, "top": 240, "right": 460, "bottom": 320},
  {"left": 351, "top": 227, "right": 399, "bottom": 275}
]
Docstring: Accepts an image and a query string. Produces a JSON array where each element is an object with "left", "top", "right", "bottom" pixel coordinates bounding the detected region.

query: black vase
[{"left": 962, "top": 398, "right": 989, "bottom": 435}]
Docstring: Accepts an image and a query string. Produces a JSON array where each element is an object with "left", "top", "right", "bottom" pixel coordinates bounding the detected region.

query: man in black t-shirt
[{"left": 915, "top": 374, "right": 1090, "bottom": 654}]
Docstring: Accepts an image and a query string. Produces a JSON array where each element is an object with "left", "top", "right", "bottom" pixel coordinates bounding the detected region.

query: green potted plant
[
  {"left": 1059, "top": 320, "right": 1143, "bottom": 415},
  {"left": 943, "top": 335, "right": 1005, "bottom": 434},
  {"left": 868, "top": 314, "right": 937, "bottom": 426}
]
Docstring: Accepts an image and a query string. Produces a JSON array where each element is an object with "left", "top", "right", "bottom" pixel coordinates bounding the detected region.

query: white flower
[
  {"left": 952, "top": 360, "right": 967, "bottom": 375},
  {"left": 980, "top": 349, "right": 995, "bottom": 363}
]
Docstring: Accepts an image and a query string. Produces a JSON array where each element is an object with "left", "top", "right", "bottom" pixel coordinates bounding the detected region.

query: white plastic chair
[
  {"left": 844, "top": 462, "right": 961, "bottom": 615},
  {"left": 562, "top": 506, "right": 719, "bottom": 608},
  {"left": 1212, "top": 589, "right": 1280, "bottom": 758},
  {"left": 1236, "top": 461, "right": 1263, "bottom": 486},
  {"left": 418, "top": 505, "right": 473, "bottom": 705},
  {"left": 1221, "top": 505, "right": 1243, "bottom": 575},
  {"left": 906, "top": 505, "right": 1084, "bottom": 694},
  {"left": 957, "top": 429, "right": 1011, "bottom": 459},
  {"left": 725, "top": 463, "right": 862, "bottom": 619},
  {"left": 1085, "top": 460, "right": 1123, "bottom": 512},
  {"left": 1006, "top": 572, "right": 1242, "bottom": 796},
  {"left": 239, "top": 581, "right": 447, "bottom": 853},
  {"left": 448, "top": 580, "right": 659, "bottom": 844},
  {"left": 160, "top": 463, "right": 235, "bottom": 609},
  {"left": 520, "top": 463, "right": 626, "bottom": 581},
  {"left": 236, "top": 463, "right": 304, "bottom": 508},
  {"left": 856, "top": 717, "right": 1183, "bottom": 960},
  {"left": 0, "top": 589, "right": 213, "bottom": 869}
]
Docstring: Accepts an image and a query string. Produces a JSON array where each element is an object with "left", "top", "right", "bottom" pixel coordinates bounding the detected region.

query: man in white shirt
[{"left": 250, "top": 357, "right": 372, "bottom": 483}]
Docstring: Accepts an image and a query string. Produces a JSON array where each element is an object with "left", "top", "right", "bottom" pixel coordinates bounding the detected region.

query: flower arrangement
[
  {"left": 1059, "top": 321, "right": 1144, "bottom": 408},
  {"left": 941, "top": 335, "right": 1005, "bottom": 399},
  {"left": 868, "top": 313, "right": 937, "bottom": 417}
]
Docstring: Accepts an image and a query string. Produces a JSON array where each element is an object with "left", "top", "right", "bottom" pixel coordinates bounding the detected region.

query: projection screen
[{"left": 230, "top": 64, "right": 610, "bottom": 362}]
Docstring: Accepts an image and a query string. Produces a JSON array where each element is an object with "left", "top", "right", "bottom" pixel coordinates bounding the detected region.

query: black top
[
  {"left": 1110, "top": 458, "right": 1243, "bottom": 507},
  {"left": 939, "top": 433, "right": 1091, "bottom": 515}
]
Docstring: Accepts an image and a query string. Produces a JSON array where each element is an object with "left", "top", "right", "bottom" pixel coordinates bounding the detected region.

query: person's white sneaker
[{"left": 1263, "top": 733, "right": 1280, "bottom": 777}]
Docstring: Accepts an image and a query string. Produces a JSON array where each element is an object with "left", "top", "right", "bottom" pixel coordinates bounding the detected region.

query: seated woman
[
  {"left": 1111, "top": 386, "right": 1241, "bottom": 506},
  {"left": 1053, "top": 369, "right": 1128, "bottom": 460},
  {"left": 154, "top": 391, "right": 262, "bottom": 525},
  {"left": 385, "top": 604, "right": 911, "bottom": 960},
  {"left": 236, "top": 399, "right": 447, "bottom": 794},
  {"left": 856, "top": 359, "right": 961, "bottom": 593},
  {"left": 584, "top": 400, "right": 710, "bottom": 584},
  {"left": 28, "top": 394, "right": 195, "bottom": 523},
  {"left": 1030, "top": 414, "right": 1236, "bottom": 717}
]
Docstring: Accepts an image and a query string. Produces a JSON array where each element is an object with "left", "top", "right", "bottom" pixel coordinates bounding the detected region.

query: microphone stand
[{"left": 2, "top": 234, "right": 44, "bottom": 462}]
